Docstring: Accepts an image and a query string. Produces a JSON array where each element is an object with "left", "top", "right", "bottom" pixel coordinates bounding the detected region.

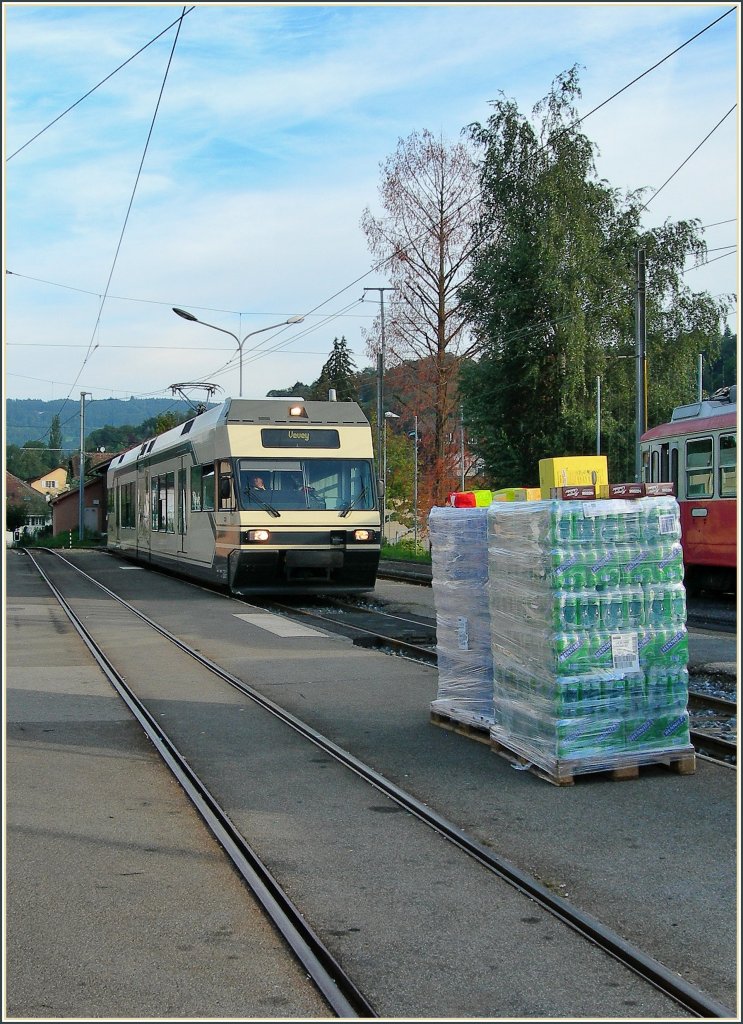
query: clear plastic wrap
[
  {"left": 429, "top": 506, "right": 494, "bottom": 729},
  {"left": 487, "top": 497, "right": 693, "bottom": 778}
]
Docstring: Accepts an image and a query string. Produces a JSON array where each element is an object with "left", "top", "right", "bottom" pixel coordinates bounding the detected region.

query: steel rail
[
  {"left": 688, "top": 730, "right": 738, "bottom": 765},
  {"left": 262, "top": 599, "right": 438, "bottom": 664},
  {"left": 25, "top": 550, "right": 377, "bottom": 1020},
  {"left": 687, "top": 692, "right": 737, "bottom": 713},
  {"left": 30, "top": 549, "right": 735, "bottom": 1020}
]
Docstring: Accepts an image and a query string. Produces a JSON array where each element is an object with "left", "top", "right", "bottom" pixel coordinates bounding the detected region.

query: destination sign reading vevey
[{"left": 261, "top": 428, "right": 341, "bottom": 449}]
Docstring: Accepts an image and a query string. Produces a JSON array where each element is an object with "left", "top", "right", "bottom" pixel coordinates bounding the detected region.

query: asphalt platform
[{"left": 4, "top": 549, "right": 739, "bottom": 1020}]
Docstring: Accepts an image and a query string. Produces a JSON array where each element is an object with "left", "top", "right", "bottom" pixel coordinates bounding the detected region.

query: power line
[
  {"left": 564, "top": 6, "right": 736, "bottom": 135},
  {"left": 642, "top": 106, "right": 736, "bottom": 211},
  {"left": 6, "top": 7, "right": 736, "bottom": 408},
  {"left": 59, "top": 8, "right": 188, "bottom": 424},
  {"left": 6, "top": 8, "right": 196, "bottom": 161}
]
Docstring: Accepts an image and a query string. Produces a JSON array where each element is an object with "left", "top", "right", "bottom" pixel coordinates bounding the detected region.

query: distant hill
[{"left": 5, "top": 397, "right": 205, "bottom": 450}]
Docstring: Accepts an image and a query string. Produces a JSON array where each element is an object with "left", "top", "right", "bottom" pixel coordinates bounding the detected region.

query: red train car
[{"left": 640, "top": 385, "right": 737, "bottom": 594}]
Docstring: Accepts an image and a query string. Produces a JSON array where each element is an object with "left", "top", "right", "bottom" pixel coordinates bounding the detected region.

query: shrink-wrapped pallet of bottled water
[
  {"left": 487, "top": 497, "right": 695, "bottom": 780},
  {"left": 429, "top": 505, "right": 494, "bottom": 730}
]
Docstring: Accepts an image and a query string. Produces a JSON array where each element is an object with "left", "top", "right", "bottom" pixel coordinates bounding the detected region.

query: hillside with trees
[{"left": 5, "top": 397, "right": 200, "bottom": 450}]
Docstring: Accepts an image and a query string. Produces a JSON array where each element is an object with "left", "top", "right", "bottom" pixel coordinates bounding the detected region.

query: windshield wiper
[
  {"left": 247, "top": 493, "right": 281, "bottom": 518},
  {"left": 339, "top": 486, "right": 367, "bottom": 519}
]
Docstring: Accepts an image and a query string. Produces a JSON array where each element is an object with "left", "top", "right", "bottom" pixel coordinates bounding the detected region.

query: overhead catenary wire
[
  {"left": 6, "top": 6, "right": 736, "bottom": 414},
  {"left": 5, "top": 8, "right": 196, "bottom": 162},
  {"left": 55, "top": 8, "right": 188, "bottom": 429},
  {"left": 10, "top": 9, "right": 189, "bottom": 448},
  {"left": 641, "top": 105, "right": 737, "bottom": 211}
]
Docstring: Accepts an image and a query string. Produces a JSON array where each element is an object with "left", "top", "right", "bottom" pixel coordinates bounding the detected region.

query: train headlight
[
  {"left": 244, "top": 529, "right": 271, "bottom": 543},
  {"left": 352, "top": 529, "right": 373, "bottom": 542}
]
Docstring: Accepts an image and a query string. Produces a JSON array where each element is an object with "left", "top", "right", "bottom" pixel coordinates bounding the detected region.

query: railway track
[
  {"left": 23, "top": 548, "right": 735, "bottom": 1019},
  {"left": 264, "top": 595, "right": 738, "bottom": 767},
  {"left": 378, "top": 559, "right": 738, "bottom": 633}
]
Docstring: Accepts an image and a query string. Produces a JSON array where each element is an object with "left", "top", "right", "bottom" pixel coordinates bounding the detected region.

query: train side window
[
  {"left": 120, "top": 482, "right": 135, "bottom": 528},
  {"left": 190, "top": 466, "right": 202, "bottom": 511},
  {"left": 670, "top": 447, "right": 679, "bottom": 496},
  {"left": 165, "top": 472, "right": 175, "bottom": 533},
  {"left": 201, "top": 465, "right": 215, "bottom": 512},
  {"left": 151, "top": 476, "right": 159, "bottom": 530},
  {"left": 218, "top": 460, "right": 235, "bottom": 510},
  {"left": 685, "top": 437, "right": 713, "bottom": 498},
  {"left": 719, "top": 433, "right": 737, "bottom": 497},
  {"left": 660, "top": 443, "right": 669, "bottom": 482},
  {"left": 641, "top": 449, "right": 651, "bottom": 483},
  {"left": 650, "top": 450, "right": 659, "bottom": 482}
]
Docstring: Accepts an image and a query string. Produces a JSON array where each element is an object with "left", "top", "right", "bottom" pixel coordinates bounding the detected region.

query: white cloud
[{"left": 4, "top": 3, "right": 738, "bottom": 403}]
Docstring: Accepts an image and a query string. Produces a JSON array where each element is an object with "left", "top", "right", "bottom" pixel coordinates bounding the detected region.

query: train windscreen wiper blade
[
  {"left": 248, "top": 493, "right": 281, "bottom": 518},
  {"left": 339, "top": 486, "right": 367, "bottom": 519}
]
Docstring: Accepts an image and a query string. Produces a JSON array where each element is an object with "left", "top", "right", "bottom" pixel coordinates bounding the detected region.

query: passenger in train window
[{"left": 250, "top": 475, "right": 267, "bottom": 491}]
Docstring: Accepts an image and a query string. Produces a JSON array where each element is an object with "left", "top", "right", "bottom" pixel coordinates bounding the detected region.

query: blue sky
[{"left": 3, "top": 3, "right": 739, "bottom": 407}]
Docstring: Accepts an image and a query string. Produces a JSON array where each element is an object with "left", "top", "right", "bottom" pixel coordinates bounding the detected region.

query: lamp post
[
  {"left": 363, "top": 287, "right": 394, "bottom": 496},
  {"left": 383, "top": 410, "right": 400, "bottom": 543},
  {"left": 172, "top": 308, "right": 305, "bottom": 397}
]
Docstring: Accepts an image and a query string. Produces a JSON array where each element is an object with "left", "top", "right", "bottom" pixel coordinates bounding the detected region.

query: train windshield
[{"left": 236, "top": 458, "right": 376, "bottom": 512}]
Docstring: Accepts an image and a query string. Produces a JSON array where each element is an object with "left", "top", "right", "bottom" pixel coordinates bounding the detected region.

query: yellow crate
[
  {"left": 538, "top": 456, "right": 608, "bottom": 499},
  {"left": 492, "top": 487, "right": 542, "bottom": 502}
]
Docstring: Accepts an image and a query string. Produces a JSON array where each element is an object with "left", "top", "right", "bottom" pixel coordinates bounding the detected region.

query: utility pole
[
  {"left": 78, "top": 392, "right": 91, "bottom": 541},
  {"left": 596, "top": 376, "right": 601, "bottom": 455},
  {"left": 634, "top": 249, "right": 647, "bottom": 482},
  {"left": 363, "top": 287, "right": 394, "bottom": 500}
]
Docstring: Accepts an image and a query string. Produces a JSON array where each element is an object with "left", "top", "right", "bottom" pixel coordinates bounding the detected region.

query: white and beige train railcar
[{"left": 107, "top": 397, "right": 381, "bottom": 594}]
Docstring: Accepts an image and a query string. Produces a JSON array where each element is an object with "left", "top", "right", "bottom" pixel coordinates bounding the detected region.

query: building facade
[{"left": 28, "top": 467, "right": 69, "bottom": 500}]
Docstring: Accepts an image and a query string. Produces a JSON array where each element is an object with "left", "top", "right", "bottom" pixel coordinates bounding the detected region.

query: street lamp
[
  {"left": 383, "top": 410, "right": 400, "bottom": 543},
  {"left": 172, "top": 308, "right": 305, "bottom": 398},
  {"left": 362, "top": 286, "right": 394, "bottom": 496}
]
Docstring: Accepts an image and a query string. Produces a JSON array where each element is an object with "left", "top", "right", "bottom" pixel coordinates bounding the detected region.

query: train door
[
  {"left": 138, "top": 467, "right": 151, "bottom": 561},
  {"left": 108, "top": 480, "right": 118, "bottom": 544},
  {"left": 645, "top": 440, "right": 680, "bottom": 494},
  {"left": 682, "top": 433, "right": 715, "bottom": 565},
  {"left": 178, "top": 460, "right": 188, "bottom": 554}
]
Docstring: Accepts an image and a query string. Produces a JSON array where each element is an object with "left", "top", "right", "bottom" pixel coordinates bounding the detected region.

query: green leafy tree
[
  {"left": 266, "top": 381, "right": 312, "bottom": 398},
  {"left": 86, "top": 412, "right": 187, "bottom": 455},
  {"left": 705, "top": 327, "right": 737, "bottom": 394},
  {"left": 309, "top": 337, "right": 358, "bottom": 401},
  {"left": 6, "top": 505, "right": 28, "bottom": 532},
  {"left": 152, "top": 412, "right": 181, "bottom": 435},
  {"left": 48, "top": 415, "right": 64, "bottom": 468},
  {"left": 5, "top": 442, "right": 48, "bottom": 480},
  {"left": 459, "top": 66, "right": 731, "bottom": 485}
]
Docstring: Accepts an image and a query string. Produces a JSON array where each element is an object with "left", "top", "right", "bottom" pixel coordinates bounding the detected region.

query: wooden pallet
[
  {"left": 490, "top": 738, "right": 696, "bottom": 787},
  {"left": 429, "top": 709, "right": 492, "bottom": 746}
]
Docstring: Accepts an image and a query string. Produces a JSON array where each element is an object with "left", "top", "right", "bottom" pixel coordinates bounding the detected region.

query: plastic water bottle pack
[{"left": 487, "top": 497, "right": 693, "bottom": 776}]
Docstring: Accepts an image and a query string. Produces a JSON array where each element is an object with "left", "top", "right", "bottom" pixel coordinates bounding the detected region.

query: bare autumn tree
[{"left": 360, "top": 129, "right": 481, "bottom": 505}]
